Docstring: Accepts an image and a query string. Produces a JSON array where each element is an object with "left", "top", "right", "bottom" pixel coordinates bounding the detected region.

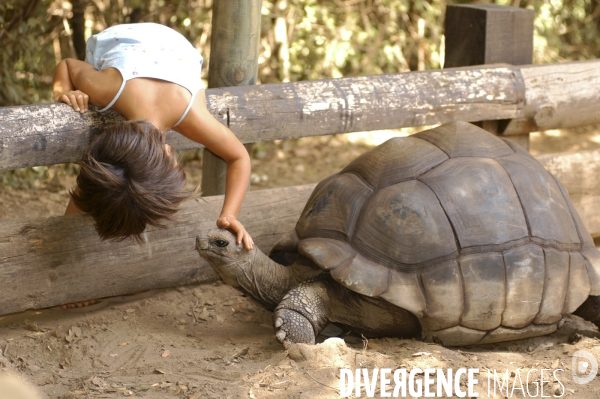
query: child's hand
[
  {"left": 58, "top": 90, "right": 89, "bottom": 113},
  {"left": 217, "top": 215, "right": 254, "bottom": 251}
]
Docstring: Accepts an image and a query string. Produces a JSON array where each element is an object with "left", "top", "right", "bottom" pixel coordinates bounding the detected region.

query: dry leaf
[{"left": 162, "top": 350, "right": 171, "bottom": 358}]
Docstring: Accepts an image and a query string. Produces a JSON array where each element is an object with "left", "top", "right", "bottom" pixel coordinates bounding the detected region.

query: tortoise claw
[
  {"left": 274, "top": 317, "right": 284, "bottom": 328},
  {"left": 273, "top": 308, "right": 316, "bottom": 344}
]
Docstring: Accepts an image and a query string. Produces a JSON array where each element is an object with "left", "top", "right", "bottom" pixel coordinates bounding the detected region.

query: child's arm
[
  {"left": 175, "top": 91, "right": 254, "bottom": 250},
  {"left": 53, "top": 58, "right": 117, "bottom": 112}
]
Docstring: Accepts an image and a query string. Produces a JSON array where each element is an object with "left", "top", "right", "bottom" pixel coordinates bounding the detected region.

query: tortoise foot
[
  {"left": 273, "top": 277, "right": 331, "bottom": 345},
  {"left": 273, "top": 308, "right": 316, "bottom": 344}
]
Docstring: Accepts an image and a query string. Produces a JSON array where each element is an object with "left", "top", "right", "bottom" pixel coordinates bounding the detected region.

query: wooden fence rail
[
  {"left": 0, "top": 185, "right": 314, "bottom": 315},
  {"left": 0, "top": 64, "right": 522, "bottom": 170},
  {"left": 2, "top": 59, "right": 599, "bottom": 172}
]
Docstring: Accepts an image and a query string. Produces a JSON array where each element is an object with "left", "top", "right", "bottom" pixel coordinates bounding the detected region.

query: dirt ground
[{"left": 1, "top": 127, "right": 600, "bottom": 398}]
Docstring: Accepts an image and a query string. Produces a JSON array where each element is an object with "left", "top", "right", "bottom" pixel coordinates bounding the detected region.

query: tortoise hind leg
[{"left": 574, "top": 295, "right": 600, "bottom": 329}]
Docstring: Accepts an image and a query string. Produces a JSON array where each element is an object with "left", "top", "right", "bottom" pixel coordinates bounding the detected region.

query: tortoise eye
[{"left": 214, "top": 239, "right": 229, "bottom": 248}]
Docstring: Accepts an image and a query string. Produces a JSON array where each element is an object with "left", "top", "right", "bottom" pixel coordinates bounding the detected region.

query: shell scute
[
  {"left": 298, "top": 238, "right": 355, "bottom": 271},
  {"left": 296, "top": 173, "right": 372, "bottom": 241},
  {"left": 331, "top": 253, "right": 389, "bottom": 298},
  {"left": 478, "top": 324, "right": 558, "bottom": 345},
  {"left": 535, "top": 248, "right": 569, "bottom": 324},
  {"left": 496, "top": 153, "right": 580, "bottom": 246},
  {"left": 551, "top": 174, "right": 600, "bottom": 295},
  {"left": 379, "top": 268, "right": 426, "bottom": 317},
  {"left": 459, "top": 252, "right": 505, "bottom": 331},
  {"left": 352, "top": 180, "right": 457, "bottom": 268},
  {"left": 341, "top": 136, "right": 448, "bottom": 188},
  {"left": 502, "top": 244, "right": 545, "bottom": 328},
  {"left": 563, "top": 253, "right": 591, "bottom": 314},
  {"left": 420, "top": 260, "right": 463, "bottom": 332},
  {"left": 413, "top": 121, "right": 514, "bottom": 158},
  {"left": 419, "top": 157, "right": 528, "bottom": 248}
]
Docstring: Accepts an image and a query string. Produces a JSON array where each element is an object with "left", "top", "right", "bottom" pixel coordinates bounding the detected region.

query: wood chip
[
  {"left": 91, "top": 377, "right": 104, "bottom": 387},
  {"left": 162, "top": 350, "right": 171, "bottom": 358},
  {"left": 198, "top": 307, "right": 210, "bottom": 321}
]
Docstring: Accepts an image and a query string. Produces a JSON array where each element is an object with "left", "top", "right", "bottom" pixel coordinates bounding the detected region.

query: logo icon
[{"left": 572, "top": 350, "right": 598, "bottom": 385}]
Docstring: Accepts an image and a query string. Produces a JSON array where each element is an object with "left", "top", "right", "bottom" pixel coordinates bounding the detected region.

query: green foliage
[{"left": 0, "top": 0, "right": 57, "bottom": 106}]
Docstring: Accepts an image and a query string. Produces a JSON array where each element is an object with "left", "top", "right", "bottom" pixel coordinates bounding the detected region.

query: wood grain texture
[
  {"left": 0, "top": 65, "right": 524, "bottom": 171},
  {"left": 201, "top": 0, "right": 261, "bottom": 196},
  {"left": 445, "top": 4, "right": 534, "bottom": 67},
  {"left": 0, "top": 184, "right": 314, "bottom": 316},
  {"left": 444, "top": 3, "right": 533, "bottom": 146},
  {"left": 504, "top": 60, "right": 600, "bottom": 134}
]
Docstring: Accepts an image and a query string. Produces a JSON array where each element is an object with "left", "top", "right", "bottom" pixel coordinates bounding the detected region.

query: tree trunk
[{"left": 69, "top": 0, "right": 87, "bottom": 60}]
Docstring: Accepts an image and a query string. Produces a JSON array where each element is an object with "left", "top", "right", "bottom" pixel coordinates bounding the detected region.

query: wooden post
[
  {"left": 201, "top": 0, "right": 262, "bottom": 196},
  {"left": 444, "top": 4, "right": 534, "bottom": 150}
]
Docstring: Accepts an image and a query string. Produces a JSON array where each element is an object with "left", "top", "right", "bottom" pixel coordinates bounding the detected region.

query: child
[{"left": 53, "top": 23, "right": 254, "bottom": 251}]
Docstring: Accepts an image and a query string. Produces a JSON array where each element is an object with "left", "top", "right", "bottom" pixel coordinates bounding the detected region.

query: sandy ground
[{"left": 1, "top": 128, "right": 600, "bottom": 398}]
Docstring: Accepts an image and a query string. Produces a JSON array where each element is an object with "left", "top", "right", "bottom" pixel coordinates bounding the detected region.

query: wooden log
[
  {"left": 445, "top": 4, "right": 534, "bottom": 149},
  {"left": 201, "top": 0, "right": 261, "bottom": 196},
  {"left": 503, "top": 60, "right": 600, "bottom": 135},
  {"left": 0, "top": 65, "right": 525, "bottom": 171},
  {"left": 0, "top": 184, "right": 314, "bottom": 316},
  {"left": 536, "top": 149, "right": 600, "bottom": 236}
]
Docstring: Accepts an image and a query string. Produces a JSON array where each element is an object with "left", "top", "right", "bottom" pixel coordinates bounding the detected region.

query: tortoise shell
[{"left": 272, "top": 121, "right": 600, "bottom": 345}]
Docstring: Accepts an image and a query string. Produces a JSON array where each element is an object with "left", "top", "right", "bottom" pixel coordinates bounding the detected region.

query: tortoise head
[{"left": 196, "top": 228, "right": 254, "bottom": 288}]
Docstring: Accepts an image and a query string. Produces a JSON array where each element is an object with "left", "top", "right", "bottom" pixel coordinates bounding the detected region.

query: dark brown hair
[{"left": 72, "top": 120, "right": 190, "bottom": 242}]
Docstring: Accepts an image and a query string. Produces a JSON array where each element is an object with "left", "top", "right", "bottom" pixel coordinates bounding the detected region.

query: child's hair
[{"left": 71, "top": 120, "right": 190, "bottom": 242}]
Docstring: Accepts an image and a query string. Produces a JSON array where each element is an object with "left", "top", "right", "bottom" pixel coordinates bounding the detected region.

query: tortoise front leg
[{"left": 273, "top": 275, "right": 331, "bottom": 344}]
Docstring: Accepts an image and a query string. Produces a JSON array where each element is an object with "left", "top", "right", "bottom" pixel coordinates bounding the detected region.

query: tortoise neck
[{"left": 236, "top": 249, "right": 299, "bottom": 310}]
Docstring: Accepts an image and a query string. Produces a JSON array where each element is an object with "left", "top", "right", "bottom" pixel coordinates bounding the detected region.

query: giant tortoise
[{"left": 196, "top": 121, "right": 600, "bottom": 346}]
